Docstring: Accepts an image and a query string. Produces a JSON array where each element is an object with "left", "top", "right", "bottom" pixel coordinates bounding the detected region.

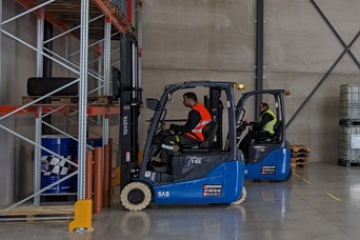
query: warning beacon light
[{"left": 234, "top": 83, "right": 245, "bottom": 90}]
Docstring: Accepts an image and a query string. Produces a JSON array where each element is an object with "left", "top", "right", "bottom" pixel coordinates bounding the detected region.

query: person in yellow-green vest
[{"left": 239, "top": 102, "right": 277, "bottom": 159}]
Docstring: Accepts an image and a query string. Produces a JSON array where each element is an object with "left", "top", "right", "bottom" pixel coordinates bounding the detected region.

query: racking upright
[{"left": 0, "top": 0, "right": 142, "bottom": 222}]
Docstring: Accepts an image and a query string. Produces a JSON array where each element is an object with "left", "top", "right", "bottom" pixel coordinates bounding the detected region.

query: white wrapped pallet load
[
  {"left": 340, "top": 84, "right": 360, "bottom": 120},
  {"left": 338, "top": 125, "right": 360, "bottom": 165}
]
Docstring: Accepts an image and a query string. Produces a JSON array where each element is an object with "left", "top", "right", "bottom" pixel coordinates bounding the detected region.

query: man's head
[
  {"left": 182, "top": 92, "right": 198, "bottom": 108},
  {"left": 260, "top": 102, "right": 269, "bottom": 112}
]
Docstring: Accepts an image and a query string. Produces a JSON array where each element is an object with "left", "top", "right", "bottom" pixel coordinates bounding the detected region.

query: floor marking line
[
  {"left": 301, "top": 178, "right": 312, "bottom": 184},
  {"left": 293, "top": 172, "right": 300, "bottom": 178},
  {"left": 326, "top": 193, "right": 341, "bottom": 202}
]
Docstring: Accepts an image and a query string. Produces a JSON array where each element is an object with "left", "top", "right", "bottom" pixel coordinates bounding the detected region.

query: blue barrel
[
  {"left": 86, "top": 138, "right": 103, "bottom": 148},
  {"left": 72, "top": 138, "right": 103, "bottom": 154},
  {"left": 41, "top": 135, "right": 74, "bottom": 193},
  {"left": 41, "top": 175, "right": 72, "bottom": 193}
]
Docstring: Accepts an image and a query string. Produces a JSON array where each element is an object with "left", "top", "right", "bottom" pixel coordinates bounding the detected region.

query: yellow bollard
[{"left": 68, "top": 199, "right": 93, "bottom": 232}]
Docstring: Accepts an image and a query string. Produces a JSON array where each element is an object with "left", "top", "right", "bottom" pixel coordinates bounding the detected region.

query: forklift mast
[{"left": 118, "top": 33, "right": 142, "bottom": 189}]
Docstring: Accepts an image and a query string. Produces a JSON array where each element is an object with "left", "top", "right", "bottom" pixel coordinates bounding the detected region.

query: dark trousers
[
  {"left": 239, "top": 130, "right": 271, "bottom": 157},
  {"left": 160, "top": 134, "right": 198, "bottom": 165}
]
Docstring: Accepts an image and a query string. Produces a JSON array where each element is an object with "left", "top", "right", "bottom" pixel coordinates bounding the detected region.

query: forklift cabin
[
  {"left": 236, "top": 90, "right": 291, "bottom": 181},
  {"left": 119, "top": 81, "right": 246, "bottom": 211}
]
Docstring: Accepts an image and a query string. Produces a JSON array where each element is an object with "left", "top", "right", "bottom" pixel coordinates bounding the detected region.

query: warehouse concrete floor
[{"left": 2, "top": 162, "right": 360, "bottom": 240}]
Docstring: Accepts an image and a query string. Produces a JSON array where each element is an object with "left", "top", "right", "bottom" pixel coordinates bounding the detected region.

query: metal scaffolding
[{"left": 0, "top": 0, "right": 142, "bottom": 224}]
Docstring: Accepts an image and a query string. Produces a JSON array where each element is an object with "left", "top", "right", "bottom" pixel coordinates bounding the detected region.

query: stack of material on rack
[
  {"left": 289, "top": 144, "right": 310, "bottom": 168},
  {"left": 338, "top": 84, "right": 360, "bottom": 166},
  {"left": 97, "top": 0, "right": 135, "bottom": 34}
]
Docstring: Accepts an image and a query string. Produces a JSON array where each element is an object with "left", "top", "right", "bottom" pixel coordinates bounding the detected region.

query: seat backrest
[
  {"left": 202, "top": 121, "right": 217, "bottom": 140},
  {"left": 272, "top": 120, "right": 283, "bottom": 141},
  {"left": 273, "top": 121, "right": 281, "bottom": 134},
  {"left": 255, "top": 120, "right": 282, "bottom": 143},
  {"left": 199, "top": 121, "right": 217, "bottom": 148}
]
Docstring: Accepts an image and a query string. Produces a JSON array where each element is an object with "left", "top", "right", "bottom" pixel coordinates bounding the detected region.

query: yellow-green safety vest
[{"left": 258, "top": 109, "right": 277, "bottom": 134}]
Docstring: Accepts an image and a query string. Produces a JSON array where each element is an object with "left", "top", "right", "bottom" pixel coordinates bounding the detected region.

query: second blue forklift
[{"left": 235, "top": 90, "right": 292, "bottom": 181}]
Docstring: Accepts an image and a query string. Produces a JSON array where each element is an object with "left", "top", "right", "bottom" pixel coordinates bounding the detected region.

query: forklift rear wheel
[
  {"left": 121, "top": 182, "right": 152, "bottom": 211},
  {"left": 231, "top": 186, "right": 247, "bottom": 205}
]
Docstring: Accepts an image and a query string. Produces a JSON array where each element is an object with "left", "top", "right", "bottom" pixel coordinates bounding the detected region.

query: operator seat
[
  {"left": 182, "top": 120, "right": 218, "bottom": 153},
  {"left": 256, "top": 120, "right": 283, "bottom": 143}
]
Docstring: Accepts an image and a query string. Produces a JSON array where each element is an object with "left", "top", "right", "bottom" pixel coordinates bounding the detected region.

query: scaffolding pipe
[
  {"left": 86, "top": 151, "right": 93, "bottom": 200},
  {"left": 36, "top": 9, "right": 44, "bottom": 78},
  {"left": 2, "top": 29, "right": 80, "bottom": 75},
  {"left": 44, "top": 48, "right": 103, "bottom": 81},
  {"left": 43, "top": 14, "right": 104, "bottom": 45},
  {"left": 33, "top": 107, "right": 42, "bottom": 205},
  {"left": 94, "top": 147, "right": 103, "bottom": 213},
  {"left": 77, "top": 0, "right": 90, "bottom": 201},
  {"left": 42, "top": 18, "right": 53, "bottom": 135},
  {"left": 0, "top": 78, "right": 80, "bottom": 121},
  {"left": 0, "top": 171, "right": 78, "bottom": 214},
  {"left": 0, "top": 124, "right": 77, "bottom": 168},
  {"left": 0, "top": 216, "right": 73, "bottom": 222},
  {"left": 1, "top": 0, "right": 57, "bottom": 25},
  {"left": 104, "top": 19, "right": 111, "bottom": 96},
  {"left": 103, "top": 144, "right": 111, "bottom": 207}
]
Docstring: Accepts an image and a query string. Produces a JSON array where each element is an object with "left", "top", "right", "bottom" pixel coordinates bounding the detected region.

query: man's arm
[
  {"left": 250, "top": 113, "right": 274, "bottom": 130},
  {"left": 170, "top": 110, "right": 201, "bottom": 134}
]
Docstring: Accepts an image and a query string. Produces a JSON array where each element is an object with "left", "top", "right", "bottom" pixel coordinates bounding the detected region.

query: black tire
[
  {"left": 120, "top": 182, "right": 152, "bottom": 211},
  {"left": 27, "top": 77, "right": 78, "bottom": 96}
]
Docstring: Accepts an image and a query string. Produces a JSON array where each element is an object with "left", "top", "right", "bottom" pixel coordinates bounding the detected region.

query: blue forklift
[
  {"left": 118, "top": 81, "right": 246, "bottom": 211},
  {"left": 235, "top": 90, "right": 292, "bottom": 181}
]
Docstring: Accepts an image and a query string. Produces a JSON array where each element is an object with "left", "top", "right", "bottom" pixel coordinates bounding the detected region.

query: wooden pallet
[
  {"left": 291, "top": 161, "right": 308, "bottom": 168},
  {"left": 22, "top": 95, "right": 115, "bottom": 105},
  {"left": 0, "top": 205, "right": 74, "bottom": 222},
  {"left": 291, "top": 152, "right": 310, "bottom": 158},
  {"left": 291, "top": 157, "right": 308, "bottom": 168},
  {"left": 102, "top": 0, "right": 127, "bottom": 25},
  {"left": 290, "top": 144, "right": 310, "bottom": 153}
]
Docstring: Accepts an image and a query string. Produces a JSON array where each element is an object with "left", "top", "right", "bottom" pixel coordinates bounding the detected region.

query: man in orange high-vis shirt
[{"left": 155, "top": 92, "right": 212, "bottom": 173}]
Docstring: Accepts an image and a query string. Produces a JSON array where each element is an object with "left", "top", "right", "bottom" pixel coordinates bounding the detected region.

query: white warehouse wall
[
  {"left": 140, "top": 0, "right": 360, "bottom": 164},
  {"left": 0, "top": 2, "right": 38, "bottom": 207}
]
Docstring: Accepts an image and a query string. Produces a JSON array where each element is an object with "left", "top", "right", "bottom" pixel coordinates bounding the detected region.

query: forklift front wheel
[
  {"left": 231, "top": 186, "right": 247, "bottom": 205},
  {"left": 121, "top": 182, "right": 152, "bottom": 211}
]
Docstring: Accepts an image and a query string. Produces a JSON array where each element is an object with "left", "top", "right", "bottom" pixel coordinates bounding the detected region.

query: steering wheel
[{"left": 236, "top": 120, "right": 247, "bottom": 136}]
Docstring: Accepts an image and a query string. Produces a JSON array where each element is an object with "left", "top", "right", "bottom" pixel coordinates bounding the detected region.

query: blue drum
[
  {"left": 86, "top": 138, "right": 103, "bottom": 148},
  {"left": 41, "top": 135, "right": 74, "bottom": 193}
]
